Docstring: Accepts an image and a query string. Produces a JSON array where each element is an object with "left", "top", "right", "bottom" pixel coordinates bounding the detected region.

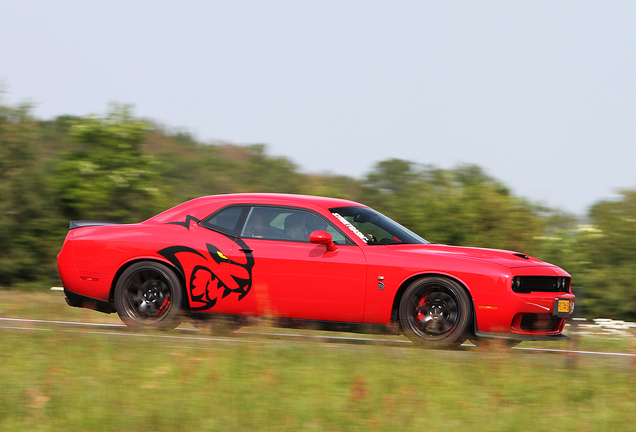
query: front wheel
[
  {"left": 399, "top": 277, "right": 471, "bottom": 347},
  {"left": 114, "top": 261, "right": 183, "bottom": 329}
]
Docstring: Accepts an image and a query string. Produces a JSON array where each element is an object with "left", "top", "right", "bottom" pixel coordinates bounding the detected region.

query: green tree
[
  {"left": 235, "top": 144, "right": 303, "bottom": 193},
  {"left": 54, "top": 105, "right": 164, "bottom": 222},
  {"left": 574, "top": 191, "right": 636, "bottom": 319},
  {"left": 0, "top": 102, "right": 63, "bottom": 285},
  {"left": 8, "top": 93, "right": 636, "bottom": 323},
  {"left": 362, "top": 160, "right": 542, "bottom": 254}
]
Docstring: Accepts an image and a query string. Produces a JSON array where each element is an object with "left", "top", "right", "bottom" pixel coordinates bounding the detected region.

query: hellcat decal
[{"left": 159, "top": 216, "right": 255, "bottom": 311}]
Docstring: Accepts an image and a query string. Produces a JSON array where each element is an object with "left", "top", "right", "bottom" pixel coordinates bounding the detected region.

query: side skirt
[{"left": 190, "top": 313, "right": 399, "bottom": 335}]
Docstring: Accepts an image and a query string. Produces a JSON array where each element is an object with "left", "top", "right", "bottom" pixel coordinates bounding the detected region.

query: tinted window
[
  {"left": 241, "top": 206, "right": 349, "bottom": 244},
  {"left": 201, "top": 206, "right": 249, "bottom": 236}
]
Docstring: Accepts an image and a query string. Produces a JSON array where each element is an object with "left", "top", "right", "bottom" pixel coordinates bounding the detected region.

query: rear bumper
[{"left": 64, "top": 289, "right": 115, "bottom": 314}]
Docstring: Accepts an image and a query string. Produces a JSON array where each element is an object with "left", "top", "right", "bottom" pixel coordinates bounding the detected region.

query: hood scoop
[{"left": 513, "top": 253, "right": 530, "bottom": 260}]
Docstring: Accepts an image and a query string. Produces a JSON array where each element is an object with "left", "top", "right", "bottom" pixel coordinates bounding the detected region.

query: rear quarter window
[{"left": 200, "top": 206, "right": 250, "bottom": 236}]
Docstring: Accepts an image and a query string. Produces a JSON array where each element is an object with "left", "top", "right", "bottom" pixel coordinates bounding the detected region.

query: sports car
[{"left": 57, "top": 193, "right": 574, "bottom": 347}]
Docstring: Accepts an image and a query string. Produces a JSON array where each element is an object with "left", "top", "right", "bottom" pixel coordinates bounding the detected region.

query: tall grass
[
  {"left": 2, "top": 290, "right": 636, "bottom": 431},
  {"left": 1, "top": 326, "right": 635, "bottom": 432}
]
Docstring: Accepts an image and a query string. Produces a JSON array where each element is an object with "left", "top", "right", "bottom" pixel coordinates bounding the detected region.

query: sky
[{"left": 2, "top": 1, "right": 635, "bottom": 216}]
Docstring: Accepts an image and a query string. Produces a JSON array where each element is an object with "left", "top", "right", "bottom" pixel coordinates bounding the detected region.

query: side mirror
[{"left": 309, "top": 230, "right": 338, "bottom": 252}]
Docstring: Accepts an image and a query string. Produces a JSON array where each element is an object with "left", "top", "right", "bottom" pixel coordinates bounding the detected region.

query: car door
[
  {"left": 169, "top": 205, "right": 253, "bottom": 315},
  {"left": 229, "top": 206, "right": 368, "bottom": 322}
]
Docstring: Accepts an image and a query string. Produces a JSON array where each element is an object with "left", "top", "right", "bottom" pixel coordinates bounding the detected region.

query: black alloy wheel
[
  {"left": 399, "top": 277, "right": 471, "bottom": 347},
  {"left": 114, "top": 261, "right": 183, "bottom": 329}
]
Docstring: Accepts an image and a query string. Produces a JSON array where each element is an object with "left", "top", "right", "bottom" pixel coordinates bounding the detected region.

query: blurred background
[
  {"left": 2, "top": 5, "right": 636, "bottom": 431},
  {"left": 1, "top": 1, "right": 635, "bottom": 321}
]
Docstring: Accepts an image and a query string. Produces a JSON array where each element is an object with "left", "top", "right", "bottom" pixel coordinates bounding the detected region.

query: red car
[{"left": 57, "top": 193, "right": 574, "bottom": 347}]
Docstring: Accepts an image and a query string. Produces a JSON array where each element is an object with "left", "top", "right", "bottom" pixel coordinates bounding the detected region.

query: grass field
[{"left": 1, "top": 290, "right": 636, "bottom": 431}]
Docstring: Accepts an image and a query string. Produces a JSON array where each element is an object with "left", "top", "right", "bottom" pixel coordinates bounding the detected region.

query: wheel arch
[
  {"left": 390, "top": 272, "right": 476, "bottom": 326},
  {"left": 109, "top": 257, "right": 189, "bottom": 310}
]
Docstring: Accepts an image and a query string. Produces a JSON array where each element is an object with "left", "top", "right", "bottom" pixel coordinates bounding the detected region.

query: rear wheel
[
  {"left": 399, "top": 277, "right": 471, "bottom": 347},
  {"left": 114, "top": 261, "right": 183, "bottom": 329}
]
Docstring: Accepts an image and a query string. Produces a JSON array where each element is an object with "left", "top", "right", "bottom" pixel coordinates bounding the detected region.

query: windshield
[{"left": 330, "top": 206, "right": 429, "bottom": 245}]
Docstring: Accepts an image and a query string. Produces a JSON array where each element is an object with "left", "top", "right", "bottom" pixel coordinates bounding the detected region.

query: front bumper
[{"left": 474, "top": 292, "right": 575, "bottom": 336}]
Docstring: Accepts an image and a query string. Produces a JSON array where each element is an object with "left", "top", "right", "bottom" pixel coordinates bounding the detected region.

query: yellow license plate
[{"left": 557, "top": 299, "right": 570, "bottom": 313}]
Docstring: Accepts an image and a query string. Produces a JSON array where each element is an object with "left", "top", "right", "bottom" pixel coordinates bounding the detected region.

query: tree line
[{"left": 1, "top": 101, "right": 634, "bottom": 320}]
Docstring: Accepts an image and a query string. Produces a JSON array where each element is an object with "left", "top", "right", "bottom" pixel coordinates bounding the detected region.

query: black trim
[
  {"left": 473, "top": 328, "right": 570, "bottom": 342},
  {"left": 70, "top": 221, "right": 124, "bottom": 230},
  {"left": 166, "top": 215, "right": 201, "bottom": 229},
  {"left": 511, "top": 276, "right": 570, "bottom": 294},
  {"left": 190, "top": 313, "right": 396, "bottom": 335},
  {"left": 64, "top": 289, "right": 115, "bottom": 314}
]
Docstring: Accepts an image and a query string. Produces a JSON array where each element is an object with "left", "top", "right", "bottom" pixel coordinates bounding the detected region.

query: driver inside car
[{"left": 284, "top": 213, "right": 308, "bottom": 240}]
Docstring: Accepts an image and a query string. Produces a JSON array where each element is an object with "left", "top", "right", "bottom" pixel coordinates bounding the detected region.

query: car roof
[
  {"left": 147, "top": 193, "right": 366, "bottom": 224},
  {"left": 194, "top": 193, "right": 365, "bottom": 208}
]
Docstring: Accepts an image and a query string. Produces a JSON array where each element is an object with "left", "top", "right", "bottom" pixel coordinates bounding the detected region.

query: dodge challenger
[{"left": 57, "top": 193, "right": 574, "bottom": 347}]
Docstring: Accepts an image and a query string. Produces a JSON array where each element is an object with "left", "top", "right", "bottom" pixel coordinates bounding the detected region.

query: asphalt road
[{"left": 1, "top": 317, "right": 635, "bottom": 359}]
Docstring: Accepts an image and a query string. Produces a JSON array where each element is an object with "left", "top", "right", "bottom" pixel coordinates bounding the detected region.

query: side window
[
  {"left": 304, "top": 212, "right": 348, "bottom": 244},
  {"left": 200, "top": 206, "right": 249, "bottom": 236},
  {"left": 241, "top": 207, "right": 348, "bottom": 244}
]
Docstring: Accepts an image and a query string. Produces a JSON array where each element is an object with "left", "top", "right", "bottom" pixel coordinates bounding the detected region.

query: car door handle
[{"left": 239, "top": 248, "right": 253, "bottom": 253}]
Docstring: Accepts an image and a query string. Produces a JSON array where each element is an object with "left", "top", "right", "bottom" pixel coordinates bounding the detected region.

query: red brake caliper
[
  {"left": 158, "top": 297, "right": 171, "bottom": 315},
  {"left": 416, "top": 294, "right": 427, "bottom": 322}
]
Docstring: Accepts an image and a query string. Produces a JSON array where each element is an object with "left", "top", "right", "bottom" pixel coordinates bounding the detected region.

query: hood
[{"left": 383, "top": 243, "right": 552, "bottom": 269}]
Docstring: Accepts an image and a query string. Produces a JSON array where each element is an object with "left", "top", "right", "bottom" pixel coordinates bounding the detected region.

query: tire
[
  {"left": 399, "top": 277, "right": 471, "bottom": 347},
  {"left": 114, "top": 261, "right": 183, "bottom": 329}
]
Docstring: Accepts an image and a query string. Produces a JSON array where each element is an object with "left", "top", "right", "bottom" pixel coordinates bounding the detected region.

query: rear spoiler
[{"left": 69, "top": 221, "right": 125, "bottom": 230}]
